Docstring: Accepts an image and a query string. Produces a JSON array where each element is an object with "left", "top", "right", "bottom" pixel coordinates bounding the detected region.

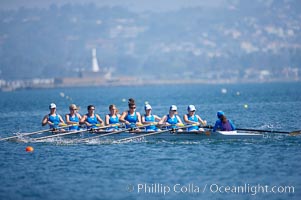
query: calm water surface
[{"left": 0, "top": 83, "right": 300, "bottom": 200}]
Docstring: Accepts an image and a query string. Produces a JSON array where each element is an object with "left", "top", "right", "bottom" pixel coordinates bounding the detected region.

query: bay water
[{"left": 0, "top": 83, "right": 300, "bottom": 200}]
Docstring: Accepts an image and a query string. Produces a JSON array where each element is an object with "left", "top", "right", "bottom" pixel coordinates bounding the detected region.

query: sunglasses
[{"left": 130, "top": 107, "right": 136, "bottom": 109}]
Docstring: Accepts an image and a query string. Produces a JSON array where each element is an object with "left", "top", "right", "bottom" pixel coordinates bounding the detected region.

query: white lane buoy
[{"left": 221, "top": 88, "right": 227, "bottom": 94}]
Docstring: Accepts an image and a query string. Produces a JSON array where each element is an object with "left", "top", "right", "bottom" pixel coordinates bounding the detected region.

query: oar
[
  {"left": 77, "top": 128, "right": 131, "bottom": 142},
  {"left": 0, "top": 129, "right": 53, "bottom": 141},
  {"left": 204, "top": 125, "right": 301, "bottom": 136},
  {"left": 0, "top": 123, "right": 75, "bottom": 141},
  {"left": 235, "top": 128, "right": 301, "bottom": 135},
  {"left": 289, "top": 130, "right": 301, "bottom": 136},
  {"left": 33, "top": 124, "right": 121, "bottom": 141},
  {"left": 158, "top": 123, "right": 186, "bottom": 127},
  {"left": 76, "top": 123, "right": 108, "bottom": 129},
  {"left": 95, "top": 123, "right": 107, "bottom": 127},
  {"left": 114, "top": 124, "right": 198, "bottom": 143},
  {"left": 34, "top": 129, "right": 88, "bottom": 141},
  {"left": 78, "top": 123, "right": 152, "bottom": 142}
]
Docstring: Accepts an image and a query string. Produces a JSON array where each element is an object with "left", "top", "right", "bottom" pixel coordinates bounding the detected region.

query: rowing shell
[
  {"left": 210, "top": 130, "right": 263, "bottom": 139},
  {"left": 92, "top": 130, "right": 263, "bottom": 140},
  {"left": 7, "top": 129, "right": 263, "bottom": 142}
]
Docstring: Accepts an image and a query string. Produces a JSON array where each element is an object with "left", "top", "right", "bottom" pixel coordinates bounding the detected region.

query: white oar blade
[{"left": 289, "top": 130, "right": 301, "bottom": 136}]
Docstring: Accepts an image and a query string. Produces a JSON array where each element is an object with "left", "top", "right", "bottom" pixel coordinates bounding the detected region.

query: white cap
[
  {"left": 170, "top": 105, "right": 177, "bottom": 111},
  {"left": 145, "top": 104, "right": 152, "bottom": 110},
  {"left": 187, "top": 105, "right": 196, "bottom": 111},
  {"left": 49, "top": 103, "right": 56, "bottom": 109}
]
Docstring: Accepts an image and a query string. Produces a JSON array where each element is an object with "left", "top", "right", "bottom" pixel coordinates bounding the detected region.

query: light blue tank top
[
  {"left": 86, "top": 114, "right": 98, "bottom": 129},
  {"left": 125, "top": 111, "right": 138, "bottom": 128},
  {"left": 186, "top": 114, "right": 198, "bottom": 131},
  {"left": 166, "top": 114, "right": 178, "bottom": 124},
  {"left": 145, "top": 115, "right": 157, "bottom": 131},
  {"left": 68, "top": 114, "right": 79, "bottom": 130},
  {"left": 107, "top": 114, "right": 119, "bottom": 131},
  {"left": 109, "top": 115, "right": 119, "bottom": 124},
  {"left": 166, "top": 114, "right": 179, "bottom": 129},
  {"left": 48, "top": 114, "right": 60, "bottom": 129}
]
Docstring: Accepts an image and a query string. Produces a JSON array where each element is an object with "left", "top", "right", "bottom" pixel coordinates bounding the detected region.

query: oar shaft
[
  {"left": 115, "top": 124, "right": 197, "bottom": 143},
  {"left": 236, "top": 128, "right": 290, "bottom": 134},
  {"left": 34, "top": 129, "right": 87, "bottom": 141},
  {"left": 35, "top": 124, "right": 124, "bottom": 141},
  {"left": 35, "top": 123, "right": 131, "bottom": 141},
  {"left": 204, "top": 125, "right": 291, "bottom": 134},
  {"left": 0, "top": 129, "right": 52, "bottom": 141},
  {"left": 83, "top": 123, "right": 122, "bottom": 130},
  {"left": 98, "top": 124, "right": 122, "bottom": 129},
  {"left": 78, "top": 128, "right": 131, "bottom": 142},
  {"left": 116, "top": 130, "right": 167, "bottom": 143},
  {"left": 79, "top": 123, "right": 152, "bottom": 142},
  {"left": 0, "top": 124, "right": 80, "bottom": 141}
]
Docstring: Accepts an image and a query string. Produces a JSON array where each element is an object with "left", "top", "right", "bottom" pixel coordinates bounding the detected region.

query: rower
[
  {"left": 41, "top": 103, "right": 66, "bottom": 132},
  {"left": 105, "top": 104, "right": 121, "bottom": 132},
  {"left": 141, "top": 104, "right": 161, "bottom": 132},
  {"left": 80, "top": 105, "right": 104, "bottom": 132},
  {"left": 65, "top": 104, "right": 82, "bottom": 131},
  {"left": 119, "top": 98, "right": 142, "bottom": 131},
  {"left": 212, "top": 111, "right": 236, "bottom": 132},
  {"left": 183, "top": 105, "right": 207, "bottom": 132},
  {"left": 159, "top": 105, "right": 183, "bottom": 132}
]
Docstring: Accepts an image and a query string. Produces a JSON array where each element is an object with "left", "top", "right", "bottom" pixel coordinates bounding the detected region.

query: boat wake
[
  {"left": 10, "top": 135, "right": 280, "bottom": 146},
  {"left": 4, "top": 129, "right": 297, "bottom": 146}
]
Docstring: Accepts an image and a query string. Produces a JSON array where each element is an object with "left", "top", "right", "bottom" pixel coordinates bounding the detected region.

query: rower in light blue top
[
  {"left": 213, "top": 111, "right": 236, "bottom": 132},
  {"left": 183, "top": 105, "right": 207, "bottom": 132},
  {"left": 80, "top": 105, "right": 104, "bottom": 131},
  {"left": 141, "top": 104, "right": 161, "bottom": 132},
  {"left": 105, "top": 104, "right": 121, "bottom": 131},
  {"left": 159, "top": 105, "right": 184, "bottom": 132},
  {"left": 120, "top": 98, "right": 142, "bottom": 131},
  {"left": 65, "top": 104, "right": 82, "bottom": 131},
  {"left": 42, "top": 103, "right": 66, "bottom": 131}
]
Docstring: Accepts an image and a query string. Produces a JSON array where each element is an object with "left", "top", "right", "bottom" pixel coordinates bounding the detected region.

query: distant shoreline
[{"left": 1, "top": 77, "right": 300, "bottom": 92}]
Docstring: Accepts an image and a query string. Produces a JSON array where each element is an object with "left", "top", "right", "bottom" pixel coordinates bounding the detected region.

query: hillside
[{"left": 0, "top": 0, "right": 300, "bottom": 81}]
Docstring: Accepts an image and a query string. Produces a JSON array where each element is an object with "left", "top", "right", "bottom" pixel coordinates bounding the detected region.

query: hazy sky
[{"left": 0, "top": 0, "right": 225, "bottom": 12}]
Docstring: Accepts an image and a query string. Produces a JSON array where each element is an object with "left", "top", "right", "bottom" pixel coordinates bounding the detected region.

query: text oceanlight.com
[{"left": 128, "top": 183, "right": 295, "bottom": 196}]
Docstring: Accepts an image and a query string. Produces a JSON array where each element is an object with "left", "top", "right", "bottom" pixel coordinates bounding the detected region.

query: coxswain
[{"left": 212, "top": 111, "right": 236, "bottom": 132}]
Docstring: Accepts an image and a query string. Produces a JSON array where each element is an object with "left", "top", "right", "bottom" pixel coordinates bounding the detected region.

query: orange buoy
[{"left": 26, "top": 146, "right": 34, "bottom": 152}]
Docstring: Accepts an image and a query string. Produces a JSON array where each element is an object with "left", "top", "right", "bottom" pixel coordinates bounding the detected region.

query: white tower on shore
[{"left": 92, "top": 48, "right": 100, "bottom": 72}]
